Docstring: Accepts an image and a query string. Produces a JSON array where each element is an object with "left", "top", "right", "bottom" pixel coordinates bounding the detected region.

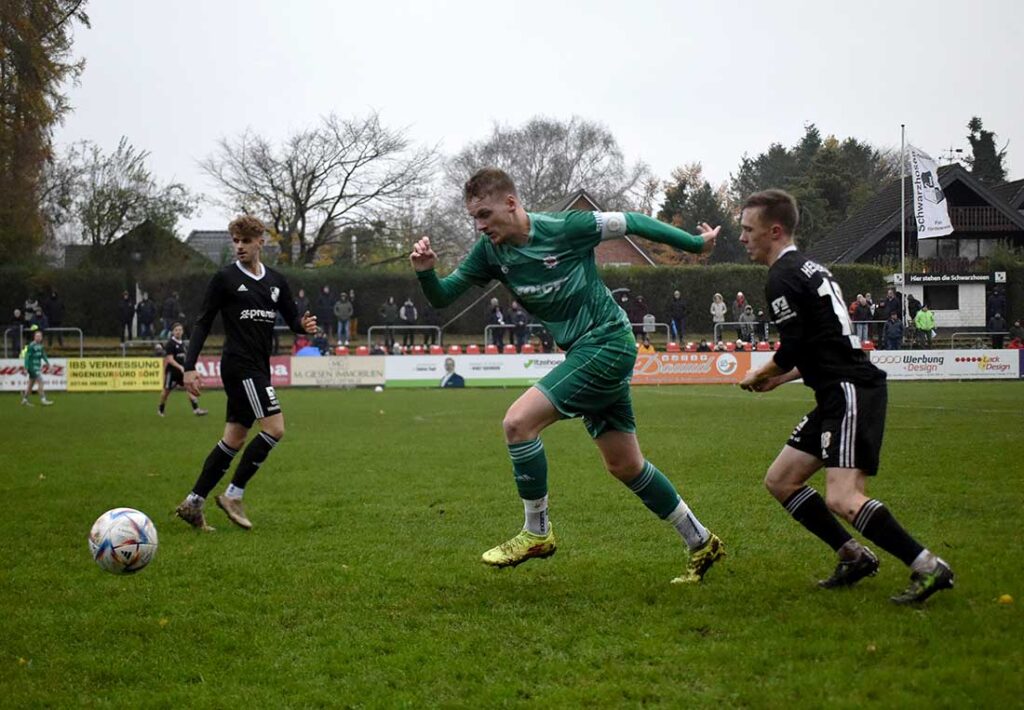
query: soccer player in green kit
[
  {"left": 21, "top": 327, "right": 54, "bottom": 406},
  {"left": 410, "top": 168, "right": 724, "bottom": 584}
]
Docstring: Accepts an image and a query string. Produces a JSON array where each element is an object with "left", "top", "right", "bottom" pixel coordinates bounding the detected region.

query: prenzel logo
[{"left": 715, "top": 354, "right": 738, "bottom": 375}]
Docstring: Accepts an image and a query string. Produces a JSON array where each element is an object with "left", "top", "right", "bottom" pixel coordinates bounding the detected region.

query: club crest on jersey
[
  {"left": 270, "top": 286, "right": 280, "bottom": 303},
  {"left": 542, "top": 255, "right": 559, "bottom": 269},
  {"left": 237, "top": 284, "right": 248, "bottom": 292},
  {"left": 772, "top": 295, "right": 796, "bottom": 322}
]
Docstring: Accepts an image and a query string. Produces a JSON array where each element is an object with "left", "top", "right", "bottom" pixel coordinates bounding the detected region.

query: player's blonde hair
[
  {"left": 228, "top": 215, "right": 266, "bottom": 239},
  {"left": 464, "top": 167, "right": 518, "bottom": 202}
]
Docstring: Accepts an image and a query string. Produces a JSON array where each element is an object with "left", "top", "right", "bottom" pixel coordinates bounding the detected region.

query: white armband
[{"left": 595, "top": 212, "right": 627, "bottom": 240}]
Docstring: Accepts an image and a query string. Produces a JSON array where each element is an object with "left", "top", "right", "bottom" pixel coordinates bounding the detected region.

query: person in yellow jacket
[{"left": 914, "top": 304, "right": 936, "bottom": 348}]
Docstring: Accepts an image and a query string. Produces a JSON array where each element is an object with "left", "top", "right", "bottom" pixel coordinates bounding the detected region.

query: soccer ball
[{"left": 88, "top": 508, "right": 159, "bottom": 574}]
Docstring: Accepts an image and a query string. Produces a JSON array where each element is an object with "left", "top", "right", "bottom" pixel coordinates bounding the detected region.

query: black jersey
[
  {"left": 767, "top": 247, "right": 885, "bottom": 391},
  {"left": 164, "top": 337, "right": 186, "bottom": 370},
  {"left": 184, "top": 262, "right": 302, "bottom": 374}
]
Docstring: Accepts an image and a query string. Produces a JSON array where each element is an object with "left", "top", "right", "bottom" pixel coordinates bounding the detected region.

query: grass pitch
[{"left": 2, "top": 381, "right": 1022, "bottom": 707}]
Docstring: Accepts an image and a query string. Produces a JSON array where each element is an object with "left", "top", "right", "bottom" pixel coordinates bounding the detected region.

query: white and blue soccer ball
[{"left": 88, "top": 508, "right": 159, "bottom": 574}]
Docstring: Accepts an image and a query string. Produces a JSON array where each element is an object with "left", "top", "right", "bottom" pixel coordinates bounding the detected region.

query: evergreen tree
[
  {"left": 729, "top": 125, "right": 896, "bottom": 250},
  {"left": 965, "top": 116, "right": 1007, "bottom": 185},
  {"left": 658, "top": 165, "right": 743, "bottom": 264}
]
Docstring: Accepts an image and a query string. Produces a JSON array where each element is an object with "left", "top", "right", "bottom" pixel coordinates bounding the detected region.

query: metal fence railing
[
  {"left": 713, "top": 320, "right": 778, "bottom": 344},
  {"left": 949, "top": 331, "right": 1009, "bottom": 349},
  {"left": 3, "top": 326, "right": 85, "bottom": 358},
  {"left": 119, "top": 339, "right": 171, "bottom": 356},
  {"left": 483, "top": 323, "right": 548, "bottom": 347},
  {"left": 366, "top": 325, "right": 442, "bottom": 347}
]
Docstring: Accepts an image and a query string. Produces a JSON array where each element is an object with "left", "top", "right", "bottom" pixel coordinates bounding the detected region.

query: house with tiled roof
[
  {"left": 548, "top": 190, "right": 656, "bottom": 266},
  {"left": 807, "top": 165, "right": 1024, "bottom": 328},
  {"left": 185, "top": 229, "right": 281, "bottom": 266},
  {"left": 991, "top": 178, "right": 1024, "bottom": 213}
]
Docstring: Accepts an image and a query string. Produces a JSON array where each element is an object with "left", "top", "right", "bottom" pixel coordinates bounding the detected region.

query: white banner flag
[{"left": 907, "top": 145, "right": 953, "bottom": 239}]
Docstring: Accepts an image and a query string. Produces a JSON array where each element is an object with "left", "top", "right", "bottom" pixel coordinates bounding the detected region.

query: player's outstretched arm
[
  {"left": 412, "top": 235, "right": 486, "bottom": 308},
  {"left": 624, "top": 213, "right": 720, "bottom": 254}
]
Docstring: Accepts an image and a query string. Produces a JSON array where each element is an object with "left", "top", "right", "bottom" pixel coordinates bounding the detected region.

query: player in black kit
[
  {"left": 175, "top": 216, "right": 317, "bottom": 531},
  {"left": 738, "top": 190, "right": 953, "bottom": 605},
  {"left": 158, "top": 322, "right": 208, "bottom": 417}
]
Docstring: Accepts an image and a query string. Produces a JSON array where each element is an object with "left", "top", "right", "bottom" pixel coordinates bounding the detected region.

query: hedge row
[{"left": 3, "top": 260, "right": 900, "bottom": 338}]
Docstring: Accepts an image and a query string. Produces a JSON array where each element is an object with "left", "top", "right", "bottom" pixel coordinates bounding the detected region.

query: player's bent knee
[
  {"left": 262, "top": 424, "right": 285, "bottom": 440},
  {"left": 825, "top": 490, "right": 855, "bottom": 520},
  {"left": 763, "top": 468, "right": 792, "bottom": 501},
  {"left": 606, "top": 458, "right": 643, "bottom": 480},
  {"left": 502, "top": 412, "right": 534, "bottom": 443}
]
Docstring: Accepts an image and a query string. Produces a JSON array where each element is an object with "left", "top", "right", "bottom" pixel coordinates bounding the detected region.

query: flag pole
[{"left": 900, "top": 124, "right": 907, "bottom": 323}]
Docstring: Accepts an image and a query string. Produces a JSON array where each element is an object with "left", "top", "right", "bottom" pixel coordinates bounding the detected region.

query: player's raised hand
[
  {"left": 184, "top": 370, "right": 202, "bottom": 398},
  {"left": 300, "top": 311, "right": 317, "bottom": 334},
  {"left": 697, "top": 222, "right": 721, "bottom": 255},
  {"left": 410, "top": 236, "right": 437, "bottom": 272}
]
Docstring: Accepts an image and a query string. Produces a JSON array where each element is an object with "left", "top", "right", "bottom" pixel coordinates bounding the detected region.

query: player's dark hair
[
  {"left": 742, "top": 189, "right": 799, "bottom": 235},
  {"left": 464, "top": 167, "right": 518, "bottom": 202},
  {"left": 228, "top": 215, "right": 266, "bottom": 239},
  {"left": 171, "top": 321, "right": 183, "bottom": 330}
]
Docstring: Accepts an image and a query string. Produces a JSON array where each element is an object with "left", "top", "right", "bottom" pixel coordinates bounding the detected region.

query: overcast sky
[{"left": 56, "top": 0, "right": 1023, "bottom": 236}]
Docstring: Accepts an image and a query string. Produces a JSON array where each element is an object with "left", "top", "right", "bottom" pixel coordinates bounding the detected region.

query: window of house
[
  {"left": 959, "top": 239, "right": 979, "bottom": 260},
  {"left": 918, "top": 240, "right": 936, "bottom": 258},
  {"left": 979, "top": 239, "right": 997, "bottom": 257},
  {"left": 937, "top": 239, "right": 958, "bottom": 259},
  {"left": 923, "top": 285, "right": 959, "bottom": 310}
]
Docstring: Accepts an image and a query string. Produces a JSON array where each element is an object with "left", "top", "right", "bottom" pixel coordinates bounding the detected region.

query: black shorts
[
  {"left": 164, "top": 367, "right": 184, "bottom": 390},
  {"left": 222, "top": 364, "right": 281, "bottom": 428},
  {"left": 787, "top": 381, "right": 887, "bottom": 475}
]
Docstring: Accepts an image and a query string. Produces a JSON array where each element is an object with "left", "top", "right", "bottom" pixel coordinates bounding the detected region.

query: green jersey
[
  {"left": 417, "top": 210, "right": 704, "bottom": 349},
  {"left": 23, "top": 341, "right": 49, "bottom": 374}
]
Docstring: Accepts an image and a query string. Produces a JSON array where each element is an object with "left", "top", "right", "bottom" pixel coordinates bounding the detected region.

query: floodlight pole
[{"left": 900, "top": 124, "right": 907, "bottom": 322}]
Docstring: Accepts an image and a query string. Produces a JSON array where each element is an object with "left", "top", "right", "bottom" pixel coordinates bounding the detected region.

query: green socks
[{"left": 508, "top": 439, "right": 548, "bottom": 500}]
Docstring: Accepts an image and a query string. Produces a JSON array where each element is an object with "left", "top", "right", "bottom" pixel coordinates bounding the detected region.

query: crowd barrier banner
[
  {"left": 292, "top": 356, "right": 385, "bottom": 387},
  {"left": 67, "top": 358, "right": 163, "bottom": 392},
  {"left": 869, "top": 349, "right": 1020, "bottom": 380},
  {"left": 385, "top": 354, "right": 565, "bottom": 387},
  {"left": 194, "top": 355, "right": 292, "bottom": 388},
  {"left": 632, "top": 352, "right": 752, "bottom": 385},
  {"left": 0, "top": 358, "right": 68, "bottom": 392}
]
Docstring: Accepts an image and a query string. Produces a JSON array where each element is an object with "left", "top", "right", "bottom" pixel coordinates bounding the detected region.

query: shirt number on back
[{"left": 816, "top": 278, "right": 860, "bottom": 348}]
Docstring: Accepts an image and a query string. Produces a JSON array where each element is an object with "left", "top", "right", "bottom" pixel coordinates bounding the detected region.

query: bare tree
[
  {"left": 201, "top": 112, "right": 437, "bottom": 265},
  {"left": 447, "top": 116, "right": 653, "bottom": 211},
  {"left": 42, "top": 137, "right": 198, "bottom": 247}
]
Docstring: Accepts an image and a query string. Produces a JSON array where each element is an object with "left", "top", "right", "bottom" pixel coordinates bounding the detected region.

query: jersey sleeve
[
  {"left": 557, "top": 211, "right": 603, "bottom": 253},
  {"left": 184, "top": 271, "right": 225, "bottom": 371},
  {"left": 275, "top": 276, "right": 304, "bottom": 333},
  {"left": 767, "top": 269, "right": 804, "bottom": 372},
  {"left": 624, "top": 213, "right": 705, "bottom": 252},
  {"left": 416, "top": 239, "right": 494, "bottom": 308}
]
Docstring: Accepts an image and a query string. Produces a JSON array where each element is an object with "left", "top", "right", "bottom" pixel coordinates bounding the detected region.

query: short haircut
[
  {"left": 742, "top": 189, "right": 799, "bottom": 235},
  {"left": 464, "top": 167, "right": 518, "bottom": 202},
  {"left": 171, "top": 321, "right": 183, "bottom": 330},
  {"left": 228, "top": 215, "right": 266, "bottom": 239}
]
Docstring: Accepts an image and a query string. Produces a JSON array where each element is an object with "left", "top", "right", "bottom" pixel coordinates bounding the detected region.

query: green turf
[{"left": 2, "top": 381, "right": 1022, "bottom": 707}]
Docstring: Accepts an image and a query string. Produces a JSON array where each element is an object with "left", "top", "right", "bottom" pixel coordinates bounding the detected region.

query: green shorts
[{"left": 534, "top": 324, "right": 637, "bottom": 439}]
